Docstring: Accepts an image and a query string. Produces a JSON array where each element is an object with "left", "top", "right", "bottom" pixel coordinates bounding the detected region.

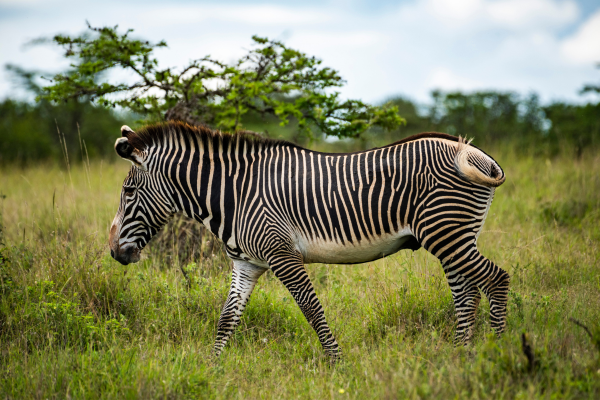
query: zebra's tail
[{"left": 454, "top": 137, "right": 506, "bottom": 188}]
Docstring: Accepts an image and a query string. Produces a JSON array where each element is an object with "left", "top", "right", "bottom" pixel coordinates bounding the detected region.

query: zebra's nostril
[{"left": 110, "top": 249, "right": 115, "bottom": 258}]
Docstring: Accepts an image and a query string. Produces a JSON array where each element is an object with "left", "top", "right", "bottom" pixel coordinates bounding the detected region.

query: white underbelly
[{"left": 297, "top": 227, "right": 414, "bottom": 264}]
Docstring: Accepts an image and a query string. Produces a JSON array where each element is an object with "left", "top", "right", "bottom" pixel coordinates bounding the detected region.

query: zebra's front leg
[
  {"left": 213, "top": 259, "right": 266, "bottom": 357},
  {"left": 268, "top": 251, "right": 341, "bottom": 361},
  {"left": 446, "top": 272, "right": 481, "bottom": 345}
]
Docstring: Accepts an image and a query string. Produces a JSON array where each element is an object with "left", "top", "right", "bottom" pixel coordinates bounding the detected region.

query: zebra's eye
[{"left": 124, "top": 186, "right": 136, "bottom": 197}]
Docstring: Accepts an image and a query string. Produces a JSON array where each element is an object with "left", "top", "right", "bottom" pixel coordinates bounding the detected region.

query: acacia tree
[{"left": 39, "top": 23, "right": 404, "bottom": 138}]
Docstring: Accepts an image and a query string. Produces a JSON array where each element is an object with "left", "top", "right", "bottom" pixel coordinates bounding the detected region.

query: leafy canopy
[{"left": 40, "top": 23, "right": 404, "bottom": 138}]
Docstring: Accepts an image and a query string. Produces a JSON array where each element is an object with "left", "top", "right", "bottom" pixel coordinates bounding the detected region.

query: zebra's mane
[
  {"left": 124, "top": 121, "right": 461, "bottom": 154},
  {"left": 123, "top": 121, "right": 295, "bottom": 152}
]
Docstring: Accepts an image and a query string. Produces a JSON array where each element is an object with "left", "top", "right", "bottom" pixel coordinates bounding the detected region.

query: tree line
[{"left": 373, "top": 91, "right": 599, "bottom": 158}]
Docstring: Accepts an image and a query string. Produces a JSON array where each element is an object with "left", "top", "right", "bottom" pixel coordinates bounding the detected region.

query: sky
[{"left": 0, "top": 0, "right": 599, "bottom": 105}]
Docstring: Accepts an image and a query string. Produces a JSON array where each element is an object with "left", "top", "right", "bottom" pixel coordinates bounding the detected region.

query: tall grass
[{"left": 0, "top": 151, "right": 599, "bottom": 399}]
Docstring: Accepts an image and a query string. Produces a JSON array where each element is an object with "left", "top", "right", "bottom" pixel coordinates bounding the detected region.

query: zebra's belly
[{"left": 298, "top": 227, "right": 415, "bottom": 264}]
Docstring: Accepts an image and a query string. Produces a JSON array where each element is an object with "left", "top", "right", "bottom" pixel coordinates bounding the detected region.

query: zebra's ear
[
  {"left": 114, "top": 137, "right": 147, "bottom": 170},
  {"left": 121, "top": 125, "right": 137, "bottom": 138}
]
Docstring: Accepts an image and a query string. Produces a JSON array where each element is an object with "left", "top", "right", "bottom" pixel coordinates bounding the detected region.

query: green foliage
[
  {"left": 19, "top": 280, "right": 130, "bottom": 348},
  {"left": 39, "top": 23, "right": 404, "bottom": 139},
  {"left": 544, "top": 101, "right": 600, "bottom": 157},
  {"left": 540, "top": 199, "right": 596, "bottom": 227},
  {"left": 0, "top": 98, "right": 129, "bottom": 164},
  {"left": 429, "top": 91, "right": 547, "bottom": 143},
  {"left": 338, "top": 91, "right": 599, "bottom": 158}
]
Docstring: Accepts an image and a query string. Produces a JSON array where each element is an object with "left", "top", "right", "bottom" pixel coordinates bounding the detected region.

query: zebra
[{"left": 109, "top": 121, "right": 509, "bottom": 360}]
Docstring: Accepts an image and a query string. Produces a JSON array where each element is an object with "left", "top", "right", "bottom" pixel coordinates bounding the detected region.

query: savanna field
[{"left": 0, "top": 149, "right": 599, "bottom": 399}]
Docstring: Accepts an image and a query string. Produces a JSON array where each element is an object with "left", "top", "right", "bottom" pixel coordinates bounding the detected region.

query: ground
[{"left": 0, "top": 150, "right": 599, "bottom": 399}]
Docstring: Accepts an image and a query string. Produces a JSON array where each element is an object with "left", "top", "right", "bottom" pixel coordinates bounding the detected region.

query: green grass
[{"left": 0, "top": 152, "right": 599, "bottom": 399}]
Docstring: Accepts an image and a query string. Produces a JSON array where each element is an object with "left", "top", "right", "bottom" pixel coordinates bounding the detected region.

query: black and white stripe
[{"left": 109, "top": 122, "right": 509, "bottom": 358}]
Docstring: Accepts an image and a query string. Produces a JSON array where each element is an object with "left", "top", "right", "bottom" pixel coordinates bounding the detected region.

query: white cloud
[
  {"left": 560, "top": 9, "right": 600, "bottom": 65},
  {"left": 426, "top": 0, "right": 484, "bottom": 24},
  {"left": 290, "top": 31, "right": 387, "bottom": 52},
  {"left": 426, "top": 67, "right": 486, "bottom": 91},
  {"left": 487, "top": 0, "right": 578, "bottom": 30},
  {"left": 399, "top": 0, "right": 578, "bottom": 32}
]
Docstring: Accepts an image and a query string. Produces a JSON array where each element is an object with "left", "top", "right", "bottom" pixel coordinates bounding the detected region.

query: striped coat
[{"left": 109, "top": 122, "right": 509, "bottom": 359}]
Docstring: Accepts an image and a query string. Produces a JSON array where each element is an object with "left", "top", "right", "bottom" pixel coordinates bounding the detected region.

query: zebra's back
[{"left": 234, "top": 136, "right": 501, "bottom": 265}]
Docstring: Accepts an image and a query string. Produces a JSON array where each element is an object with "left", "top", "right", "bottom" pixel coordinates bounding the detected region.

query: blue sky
[{"left": 1, "top": 0, "right": 599, "bottom": 105}]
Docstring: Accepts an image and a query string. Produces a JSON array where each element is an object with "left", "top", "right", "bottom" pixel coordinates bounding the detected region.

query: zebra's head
[{"left": 109, "top": 125, "right": 175, "bottom": 265}]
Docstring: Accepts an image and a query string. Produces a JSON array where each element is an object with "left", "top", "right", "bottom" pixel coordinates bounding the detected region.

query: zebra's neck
[{"left": 149, "top": 131, "right": 283, "bottom": 247}]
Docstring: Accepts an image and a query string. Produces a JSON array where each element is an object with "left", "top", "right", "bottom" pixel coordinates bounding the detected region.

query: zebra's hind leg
[
  {"left": 447, "top": 273, "right": 482, "bottom": 345},
  {"left": 213, "top": 259, "right": 266, "bottom": 357},
  {"left": 449, "top": 250, "right": 510, "bottom": 339},
  {"left": 477, "top": 263, "right": 510, "bottom": 337},
  {"left": 268, "top": 250, "right": 341, "bottom": 361}
]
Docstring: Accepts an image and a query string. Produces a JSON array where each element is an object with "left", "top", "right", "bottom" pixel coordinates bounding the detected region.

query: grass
[{"left": 0, "top": 151, "right": 599, "bottom": 399}]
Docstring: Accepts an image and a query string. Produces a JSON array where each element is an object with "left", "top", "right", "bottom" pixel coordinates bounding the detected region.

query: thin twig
[
  {"left": 521, "top": 333, "right": 536, "bottom": 372},
  {"left": 569, "top": 317, "right": 594, "bottom": 341}
]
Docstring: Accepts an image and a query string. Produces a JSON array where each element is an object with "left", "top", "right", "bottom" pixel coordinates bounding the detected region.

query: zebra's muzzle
[{"left": 111, "top": 244, "right": 141, "bottom": 265}]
